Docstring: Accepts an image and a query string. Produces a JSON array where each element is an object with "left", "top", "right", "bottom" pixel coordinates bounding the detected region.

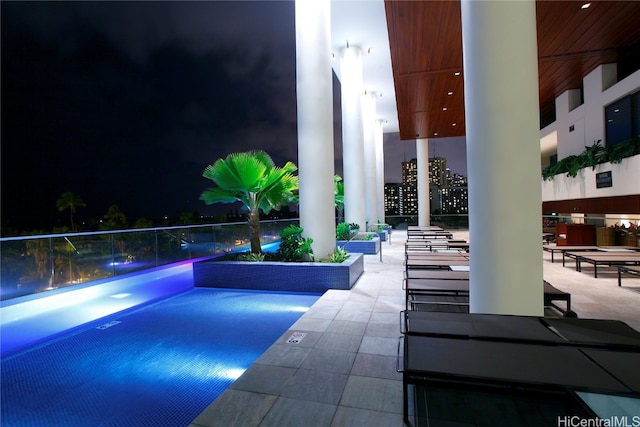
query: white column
[
  {"left": 295, "top": 0, "right": 336, "bottom": 258},
  {"left": 362, "top": 91, "right": 379, "bottom": 228},
  {"left": 340, "top": 45, "right": 367, "bottom": 230},
  {"left": 461, "top": 0, "right": 543, "bottom": 316},
  {"left": 375, "top": 120, "right": 386, "bottom": 223},
  {"left": 416, "top": 138, "right": 430, "bottom": 226}
]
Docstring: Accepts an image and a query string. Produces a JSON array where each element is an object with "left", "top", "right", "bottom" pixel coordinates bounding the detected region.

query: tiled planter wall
[
  {"left": 336, "top": 236, "right": 381, "bottom": 255},
  {"left": 193, "top": 253, "right": 364, "bottom": 293}
]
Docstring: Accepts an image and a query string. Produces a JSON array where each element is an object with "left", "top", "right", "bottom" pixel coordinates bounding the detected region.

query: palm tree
[
  {"left": 101, "top": 204, "right": 128, "bottom": 230},
  {"left": 56, "top": 192, "right": 86, "bottom": 232},
  {"left": 200, "top": 150, "right": 299, "bottom": 254}
]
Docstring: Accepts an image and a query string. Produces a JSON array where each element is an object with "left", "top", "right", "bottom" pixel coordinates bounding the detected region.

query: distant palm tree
[
  {"left": 101, "top": 204, "right": 128, "bottom": 230},
  {"left": 200, "top": 150, "right": 298, "bottom": 254},
  {"left": 56, "top": 192, "right": 86, "bottom": 232}
]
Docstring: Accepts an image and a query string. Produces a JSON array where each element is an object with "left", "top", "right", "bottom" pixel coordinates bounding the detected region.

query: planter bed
[
  {"left": 337, "top": 236, "right": 381, "bottom": 255},
  {"left": 193, "top": 252, "right": 364, "bottom": 293}
]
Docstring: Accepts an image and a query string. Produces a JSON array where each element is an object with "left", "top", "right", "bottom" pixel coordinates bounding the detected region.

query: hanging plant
[{"left": 542, "top": 137, "right": 640, "bottom": 181}]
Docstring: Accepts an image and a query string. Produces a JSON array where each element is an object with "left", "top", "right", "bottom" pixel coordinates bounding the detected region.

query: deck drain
[
  {"left": 96, "top": 320, "right": 122, "bottom": 330},
  {"left": 286, "top": 332, "right": 306, "bottom": 344}
]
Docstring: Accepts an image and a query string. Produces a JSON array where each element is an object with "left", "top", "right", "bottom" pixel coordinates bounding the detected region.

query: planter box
[
  {"left": 368, "top": 226, "right": 391, "bottom": 242},
  {"left": 336, "top": 236, "right": 381, "bottom": 255},
  {"left": 193, "top": 252, "right": 364, "bottom": 293}
]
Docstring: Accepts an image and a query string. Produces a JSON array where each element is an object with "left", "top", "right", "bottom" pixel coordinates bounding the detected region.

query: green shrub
[
  {"left": 336, "top": 222, "right": 360, "bottom": 240},
  {"left": 237, "top": 252, "right": 265, "bottom": 262},
  {"left": 542, "top": 138, "right": 640, "bottom": 181},
  {"left": 329, "top": 247, "right": 350, "bottom": 263},
  {"left": 277, "top": 224, "right": 314, "bottom": 262}
]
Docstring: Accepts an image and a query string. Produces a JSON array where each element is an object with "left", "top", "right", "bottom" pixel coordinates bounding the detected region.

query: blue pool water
[{"left": 1, "top": 288, "right": 320, "bottom": 426}]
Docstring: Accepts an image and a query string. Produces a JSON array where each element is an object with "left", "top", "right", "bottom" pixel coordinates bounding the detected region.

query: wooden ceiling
[{"left": 385, "top": 0, "right": 640, "bottom": 141}]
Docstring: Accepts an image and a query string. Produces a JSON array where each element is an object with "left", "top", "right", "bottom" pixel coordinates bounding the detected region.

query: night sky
[{"left": 1, "top": 1, "right": 466, "bottom": 232}]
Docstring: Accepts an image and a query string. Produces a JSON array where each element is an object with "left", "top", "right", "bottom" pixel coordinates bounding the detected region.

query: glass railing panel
[
  {"left": 181, "top": 226, "right": 217, "bottom": 259},
  {"left": 384, "top": 215, "right": 417, "bottom": 230},
  {"left": 111, "top": 230, "right": 159, "bottom": 275},
  {"left": 213, "top": 223, "right": 251, "bottom": 254},
  {"left": 0, "top": 238, "right": 53, "bottom": 300},
  {"left": 50, "top": 234, "right": 114, "bottom": 290},
  {"left": 430, "top": 214, "right": 469, "bottom": 230},
  {"left": 156, "top": 228, "right": 191, "bottom": 266},
  {"left": 0, "top": 218, "right": 312, "bottom": 302},
  {"left": 260, "top": 219, "right": 297, "bottom": 250}
]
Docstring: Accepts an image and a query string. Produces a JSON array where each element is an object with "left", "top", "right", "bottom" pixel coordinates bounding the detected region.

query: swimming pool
[{"left": 1, "top": 288, "right": 320, "bottom": 426}]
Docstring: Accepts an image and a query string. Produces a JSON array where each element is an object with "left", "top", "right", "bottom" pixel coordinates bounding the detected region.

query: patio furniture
[
  {"left": 398, "top": 313, "right": 640, "bottom": 424},
  {"left": 402, "top": 311, "right": 564, "bottom": 343},
  {"left": 405, "top": 239, "right": 469, "bottom": 253},
  {"left": 404, "top": 278, "right": 571, "bottom": 314},
  {"left": 407, "top": 226, "right": 443, "bottom": 233},
  {"left": 402, "top": 312, "right": 640, "bottom": 349},
  {"left": 542, "top": 317, "right": 640, "bottom": 350},
  {"left": 569, "top": 252, "right": 640, "bottom": 278},
  {"left": 405, "top": 258, "right": 470, "bottom": 271},
  {"left": 563, "top": 249, "right": 639, "bottom": 268},
  {"left": 542, "top": 245, "right": 599, "bottom": 263},
  {"left": 404, "top": 269, "right": 469, "bottom": 281},
  {"left": 543, "top": 245, "right": 640, "bottom": 264},
  {"left": 406, "top": 226, "right": 454, "bottom": 240},
  {"left": 407, "top": 232, "right": 454, "bottom": 240},
  {"left": 400, "top": 335, "right": 637, "bottom": 424},
  {"left": 618, "top": 265, "right": 640, "bottom": 287},
  {"left": 543, "top": 281, "right": 572, "bottom": 313}
]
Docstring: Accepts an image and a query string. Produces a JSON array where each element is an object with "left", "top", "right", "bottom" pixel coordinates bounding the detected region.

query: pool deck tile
[
  {"left": 314, "top": 332, "right": 362, "bottom": 353},
  {"left": 324, "top": 319, "right": 368, "bottom": 336},
  {"left": 350, "top": 353, "right": 402, "bottom": 381},
  {"left": 229, "top": 364, "right": 297, "bottom": 396},
  {"left": 189, "top": 230, "right": 640, "bottom": 427},
  {"left": 257, "top": 397, "right": 337, "bottom": 427},
  {"left": 255, "top": 344, "right": 311, "bottom": 368},
  {"left": 279, "top": 369, "right": 349, "bottom": 405},
  {"left": 340, "top": 375, "right": 404, "bottom": 414},
  {"left": 300, "top": 348, "right": 356, "bottom": 374},
  {"left": 190, "top": 389, "right": 277, "bottom": 427},
  {"left": 331, "top": 406, "right": 404, "bottom": 426}
]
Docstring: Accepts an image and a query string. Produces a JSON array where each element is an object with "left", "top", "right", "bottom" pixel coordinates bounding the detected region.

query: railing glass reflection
[{"left": 0, "top": 219, "right": 295, "bottom": 301}]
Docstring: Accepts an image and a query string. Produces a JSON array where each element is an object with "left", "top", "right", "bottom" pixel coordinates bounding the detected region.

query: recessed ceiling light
[
  {"left": 447, "top": 91, "right": 453, "bottom": 96},
  {"left": 614, "top": 108, "right": 620, "bottom": 113},
  {"left": 581, "top": 3, "right": 591, "bottom": 9},
  {"left": 434, "top": 132, "right": 438, "bottom": 136},
  {"left": 454, "top": 72, "right": 461, "bottom": 76},
  {"left": 452, "top": 123, "right": 457, "bottom": 127},
  {"left": 442, "top": 107, "right": 447, "bottom": 111}
]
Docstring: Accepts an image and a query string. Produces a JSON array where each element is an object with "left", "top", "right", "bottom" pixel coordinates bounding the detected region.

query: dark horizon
[
  {"left": 1, "top": 1, "right": 466, "bottom": 234},
  {"left": 1, "top": 2, "right": 302, "bottom": 232}
]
